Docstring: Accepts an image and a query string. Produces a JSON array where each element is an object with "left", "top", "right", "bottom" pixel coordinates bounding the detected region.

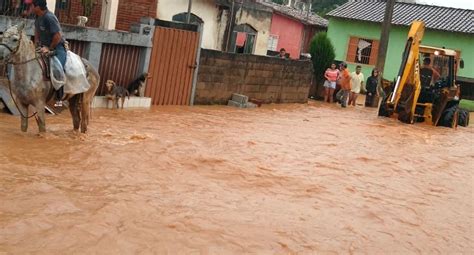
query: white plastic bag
[
  {"left": 50, "top": 56, "right": 66, "bottom": 90},
  {"left": 64, "top": 51, "right": 90, "bottom": 95}
]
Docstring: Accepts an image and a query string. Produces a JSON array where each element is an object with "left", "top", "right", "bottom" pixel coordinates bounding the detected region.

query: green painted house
[{"left": 326, "top": 1, "right": 474, "bottom": 96}]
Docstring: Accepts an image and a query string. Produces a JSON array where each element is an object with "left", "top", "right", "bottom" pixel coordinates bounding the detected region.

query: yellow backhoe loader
[{"left": 378, "top": 21, "right": 469, "bottom": 127}]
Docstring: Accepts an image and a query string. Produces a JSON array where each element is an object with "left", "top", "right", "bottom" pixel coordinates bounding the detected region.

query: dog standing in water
[
  {"left": 127, "top": 73, "right": 148, "bottom": 97},
  {"left": 105, "top": 80, "right": 129, "bottom": 109}
]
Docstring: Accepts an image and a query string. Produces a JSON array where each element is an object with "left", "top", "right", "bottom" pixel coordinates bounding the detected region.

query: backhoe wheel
[
  {"left": 439, "top": 105, "right": 459, "bottom": 128},
  {"left": 458, "top": 108, "right": 470, "bottom": 127}
]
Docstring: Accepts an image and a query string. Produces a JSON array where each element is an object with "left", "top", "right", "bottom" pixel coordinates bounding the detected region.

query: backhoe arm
[{"left": 380, "top": 21, "right": 425, "bottom": 123}]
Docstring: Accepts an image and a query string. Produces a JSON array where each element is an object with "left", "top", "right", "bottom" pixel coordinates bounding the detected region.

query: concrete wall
[
  {"left": 157, "top": 0, "right": 223, "bottom": 50},
  {"left": 195, "top": 49, "right": 313, "bottom": 104},
  {"left": 270, "top": 13, "right": 304, "bottom": 59},
  {"left": 327, "top": 17, "right": 474, "bottom": 81},
  {"left": 234, "top": 6, "right": 272, "bottom": 56}
]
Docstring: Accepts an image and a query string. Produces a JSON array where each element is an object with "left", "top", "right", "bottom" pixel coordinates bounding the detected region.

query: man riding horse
[
  {"left": 0, "top": 18, "right": 100, "bottom": 133},
  {"left": 33, "top": 0, "right": 66, "bottom": 107}
]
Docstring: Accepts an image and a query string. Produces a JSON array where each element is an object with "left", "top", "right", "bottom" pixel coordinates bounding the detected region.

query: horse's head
[{"left": 0, "top": 22, "right": 26, "bottom": 61}]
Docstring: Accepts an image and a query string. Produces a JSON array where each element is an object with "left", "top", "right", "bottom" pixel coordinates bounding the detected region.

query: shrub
[{"left": 309, "top": 32, "right": 336, "bottom": 86}]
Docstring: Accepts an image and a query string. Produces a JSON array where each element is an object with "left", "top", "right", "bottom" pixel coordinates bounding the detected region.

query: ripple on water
[{"left": 0, "top": 103, "right": 472, "bottom": 254}]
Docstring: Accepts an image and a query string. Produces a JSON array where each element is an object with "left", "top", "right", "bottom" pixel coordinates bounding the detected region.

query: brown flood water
[{"left": 0, "top": 101, "right": 473, "bottom": 254}]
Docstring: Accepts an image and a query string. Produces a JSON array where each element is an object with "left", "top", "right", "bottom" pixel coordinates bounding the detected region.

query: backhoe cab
[{"left": 378, "top": 21, "right": 469, "bottom": 127}]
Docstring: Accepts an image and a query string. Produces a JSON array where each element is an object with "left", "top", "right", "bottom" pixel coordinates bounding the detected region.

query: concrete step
[
  {"left": 246, "top": 102, "right": 257, "bottom": 108},
  {"left": 92, "top": 96, "right": 152, "bottom": 109},
  {"left": 231, "top": 93, "right": 249, "bottom": 104},
  {"left": 228, "top": 100, "right": 245, "bottom": 108},
  {"left": 228, "top": 100, "right": 257, "bottom": 109}
]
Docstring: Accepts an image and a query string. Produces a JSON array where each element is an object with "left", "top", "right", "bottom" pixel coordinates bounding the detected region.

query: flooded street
[{"left": 0, "top": 101, "right": 472, "bottom": 254}]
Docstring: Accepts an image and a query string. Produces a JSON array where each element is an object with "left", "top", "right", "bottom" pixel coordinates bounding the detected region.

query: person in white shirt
[{"left": 348, "top": 65, "right": 365, "bottom": 106}]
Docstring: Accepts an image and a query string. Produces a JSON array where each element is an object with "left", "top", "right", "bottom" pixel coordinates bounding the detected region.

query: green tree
[{"left": 309, "top": 32, "right": 335, "bottom": 90}]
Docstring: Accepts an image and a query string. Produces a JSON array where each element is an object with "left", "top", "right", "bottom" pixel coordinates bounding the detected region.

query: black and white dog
[{"left": 127, "top": 73, "right": 148, "bottom": 97}]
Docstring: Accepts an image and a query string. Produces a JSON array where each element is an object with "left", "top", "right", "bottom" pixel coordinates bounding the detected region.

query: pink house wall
[{"left": 270, "top": 13, "right": 304, "bottom": 59}]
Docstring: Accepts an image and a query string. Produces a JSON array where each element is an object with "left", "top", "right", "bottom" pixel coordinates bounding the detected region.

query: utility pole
[
  {"left": 186, "top": 0, "right": 193, "bottom": 23},
  {"left": 376, "top": 0, "right": 396, "bottom": 96},
  {"left": 306, "top": 2, "right": 312, "bottom": 19}
]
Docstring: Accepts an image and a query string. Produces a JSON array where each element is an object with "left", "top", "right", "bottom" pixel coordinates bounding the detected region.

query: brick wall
[
  {"left": 56, "top": 1, "right": 102, "bottom": 27},
  {"left": 115, "top": 0, "right": 157, "bottom": 31},
  {"left": 55, "top": 0, "right": 156, "bottom": 31},
  {"left": 195, "top": 49, "right": 313, "bottom": 104}
]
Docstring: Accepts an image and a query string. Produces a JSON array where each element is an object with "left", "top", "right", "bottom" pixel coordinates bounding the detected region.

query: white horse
[{"left": 0, "top": 23, "right": 99, "bottom": 133}]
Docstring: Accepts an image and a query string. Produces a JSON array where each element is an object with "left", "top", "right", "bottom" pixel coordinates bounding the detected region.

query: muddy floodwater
[{"left": 0, "top": 101, "right": 472, "bottom": 254}]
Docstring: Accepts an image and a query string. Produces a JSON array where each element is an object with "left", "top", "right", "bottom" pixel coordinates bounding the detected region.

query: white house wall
[
  {"left": 235, "top": 7, "right": 272, "bottom": 55},
  {"left": 156, "top": 0, "right": 222, "bottom": 50},
  {"left": 216, "top": 9, "right": 230, "bottom": 51}
]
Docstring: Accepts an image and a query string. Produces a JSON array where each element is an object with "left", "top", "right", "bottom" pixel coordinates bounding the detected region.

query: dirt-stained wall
[
  {"left": 234, "top": 6, "right": 272, "bottom": 56},
  {"left": 156, "top": 0, "right": 272, "bottom": 56},
  {"left": 195, "top": 49, "right": 313, "bottom": 104},
  {"left": 157, "top": 0, "right": 225, "bottom": 50}
]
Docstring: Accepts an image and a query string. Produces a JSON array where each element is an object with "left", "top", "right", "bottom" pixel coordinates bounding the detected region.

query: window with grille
[
  {"left": 346, "top": 36, "right": 379, "bottom": 65},
  {"left": 267, "top": 35, "right": 279, "bottom": 51},
  {"left": 230, "top": 24, "right": 258, "bottom": 54}
]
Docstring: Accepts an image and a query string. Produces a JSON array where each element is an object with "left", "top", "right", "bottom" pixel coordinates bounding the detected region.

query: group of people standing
[{"left": 323, "top": 62, "right": 380, "bottom": 108}]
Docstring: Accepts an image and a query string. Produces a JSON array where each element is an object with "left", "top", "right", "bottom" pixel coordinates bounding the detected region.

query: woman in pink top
[{"left": 324, "top": 63, "right": 339, "bottom": 103}]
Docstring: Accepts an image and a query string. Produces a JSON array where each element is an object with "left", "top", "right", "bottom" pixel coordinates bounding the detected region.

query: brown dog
[{"left": 105, "top": 80, "right": 129, "bottom": 109}]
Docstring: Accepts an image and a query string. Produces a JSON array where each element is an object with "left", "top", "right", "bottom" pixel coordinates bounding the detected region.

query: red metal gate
[
  {"left": 68, "top": 40, "right": 87, "bottom": 57},
  {"left": 97, "top": 44, "right": 142, "bottom": 95},
  {"left": 145, "top": 24, "right": 199, "bottom": 105}
]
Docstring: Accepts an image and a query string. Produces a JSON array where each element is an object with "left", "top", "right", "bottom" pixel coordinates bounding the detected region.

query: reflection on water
[{"left": 0, "top": 101, "right": 473, "bottom": 254}]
